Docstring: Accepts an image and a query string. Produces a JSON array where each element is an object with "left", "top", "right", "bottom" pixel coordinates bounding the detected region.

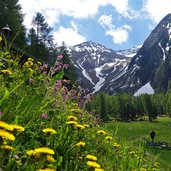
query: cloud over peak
[
  {"left": 53, "top": 22, "right": 86, "bottom": 46},
  {"left": 98, "top": 14, "right": 131, "bottom": 44}
]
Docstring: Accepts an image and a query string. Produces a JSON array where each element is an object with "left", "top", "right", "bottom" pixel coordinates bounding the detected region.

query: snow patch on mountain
[
  {"left": 116, "top": 45, "right": 142, "bottom": 58},
  {"left": 92, "top": 66, "right": 105, "bottom": 94},
  {"left": 134, "top": 82, "right": 154, "bottom": 96},
  {"left": 158, "top": 43, "right": 166, "bottom": 60},
  {"left": 76, "top": 60, "right": 95, "bottom": 85}
]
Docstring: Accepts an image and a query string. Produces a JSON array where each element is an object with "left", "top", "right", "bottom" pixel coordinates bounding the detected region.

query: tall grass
[{"left": 0, "top": 37, "right": 159, "bottom": 170}]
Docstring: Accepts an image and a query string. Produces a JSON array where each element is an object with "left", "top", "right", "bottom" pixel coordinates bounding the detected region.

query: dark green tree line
[{"left": 84, "top": 92, "right": 171, "bottom": 122}]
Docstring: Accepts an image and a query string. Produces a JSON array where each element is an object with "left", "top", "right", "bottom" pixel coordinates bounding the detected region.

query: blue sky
[{"left": 19, "top": 0, "right": 171, "bottom": 50}]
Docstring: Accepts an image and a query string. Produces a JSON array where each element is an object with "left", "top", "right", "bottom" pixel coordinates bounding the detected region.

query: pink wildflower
[
  {"left": 41, "top": 113, "right": 48, "bottom": 119},
  {"left": 55, "top": 80, "right": 62, "bottom": 91},
  {"left": 63, "top": 64, "right": 69, "bottom": 69},
  {"left": 43, "top": 64, "right": 48, "bottom": 69},
  {"left": 57, "top": 55, "right": 63, "bottom": 60}
]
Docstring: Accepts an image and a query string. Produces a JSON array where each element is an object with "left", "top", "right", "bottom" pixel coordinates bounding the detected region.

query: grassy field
[{"left": 104, "top": 117, "right": 171, "bottom": 171}]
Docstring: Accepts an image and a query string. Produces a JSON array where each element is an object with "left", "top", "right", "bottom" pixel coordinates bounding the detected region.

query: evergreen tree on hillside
[
  {"left": 27, "top": 28, "right": 37, "bottom": 56},
  {"left": 0, "top": 0, "right": 26, "bottom": 48},
  {"left": 141, "top": 94, "right": 157, "bottom": 121},
  {"left": 98, "top": 93, "right": 108, "bottom": 121},
  {"left": 30, "top": 12, "right": 54, "bottom": 61}
]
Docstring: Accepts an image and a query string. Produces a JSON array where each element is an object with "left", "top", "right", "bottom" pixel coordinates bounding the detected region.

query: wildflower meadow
[{"left": 0, "top": 37, "right": 159, "bottom": 171}]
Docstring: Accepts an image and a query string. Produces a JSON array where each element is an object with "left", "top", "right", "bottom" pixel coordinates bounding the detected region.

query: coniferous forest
[{"left": 84, "top": 92, "right": 171, "bottom": 122}]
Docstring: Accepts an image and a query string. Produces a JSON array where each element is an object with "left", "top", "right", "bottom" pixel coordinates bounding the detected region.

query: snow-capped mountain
[
  {"left": 101, "top": 13, "right": 171, "bottom": 95},
  {"left": 68, "top": 41, "right": 140, "bottom": 94},
  {"left": 68, "top": 13, "right": 171, "bottom": 95},
  {"left": 116, "top": 44, "right": 142, "bottom": 57}
]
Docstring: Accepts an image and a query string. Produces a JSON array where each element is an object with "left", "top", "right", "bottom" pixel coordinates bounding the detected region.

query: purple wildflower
[
  {"left": 55, "top": 80, "right": 62, "bottom": 91},
  {"left": 63, "top": 64, "right": 69, "bottom": 69},
  {"left": 0, "top": 111, "right": 2, "bottom": 116}
]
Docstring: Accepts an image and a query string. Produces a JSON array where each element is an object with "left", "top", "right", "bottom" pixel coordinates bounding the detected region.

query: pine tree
[
  {"left": 0, "top": 0, "right": 26, "bottom": 48},
  {"left": 98, "top": 92, "right": 108, "bottom": 121},
  {"left": 27, "top": 28, "right": 37, "bottom": 57},
  {"left": 31, "top": 12, "right": 54, "bottom": 61}
]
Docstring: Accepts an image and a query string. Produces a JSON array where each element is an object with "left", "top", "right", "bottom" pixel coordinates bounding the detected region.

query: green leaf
[
  {"left": 50, "top": 70, "right": 64, "bottom": 85},
  {"left": 56, "top": 156, "right": 63, "bottom": 166},
  {"left": 0, "top": 88, "right": 10, "bottom": 104}
]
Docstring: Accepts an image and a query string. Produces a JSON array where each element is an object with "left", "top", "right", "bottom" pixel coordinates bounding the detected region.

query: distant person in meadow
[{"left": 150, "top": 130, "right": 156, "bottom": 142}]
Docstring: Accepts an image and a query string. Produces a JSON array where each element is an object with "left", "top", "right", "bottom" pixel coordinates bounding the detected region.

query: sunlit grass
[{"left": 104, "top": 117, "right": 171, "bottom": 170}]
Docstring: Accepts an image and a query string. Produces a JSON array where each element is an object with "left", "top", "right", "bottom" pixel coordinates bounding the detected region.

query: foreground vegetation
[
  {"left": 0, "top": 39, "right": 160, "bottom": 170},
  {"left": 104, "top": 117, "right": 171, "bottom": 171}
]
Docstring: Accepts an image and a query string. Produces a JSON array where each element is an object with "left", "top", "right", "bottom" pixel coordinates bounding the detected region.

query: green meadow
[{"left": 104, "top": 117, "right": 171, "bottom": 171}]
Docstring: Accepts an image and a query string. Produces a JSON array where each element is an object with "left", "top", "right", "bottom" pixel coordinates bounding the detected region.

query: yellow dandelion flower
[
  {"left": 98, "top": 130, "right": 107, "bottom": 135},
  {"left": 1, "top": 145, "right": 15, "bottom": 151},
  {"left": 28, "top": 68, "right": 33, "bottom": 72},
  {"left": 70, "top": 108, "right": 81, "bottom": 114},
  {"left": 86, "top": 155, "right": 97, "bottom": 161},
  {"left": 0, "top": 121, "right": 14, "bottom": 131},
  {"left": 87, "top": 161, "right": 100, "bottom": 168},
  {"left": 10, "top": 124, "right": 25, "bottom": 132},
  {"left": 0, "top": 36, "right": 2, "bottom": 42},
  {"left": 28, "top": 58, "right": 34, "bottom": 61},
  {"left": 67, "top": 116, "right": 78, "bottom": 121},
  {"left": 75, "top": 141, "right": 86, "bottom": 147},
  {"left": 66, "top": 121, "right": 78, "bottom": 125},
  {"left": 84, "top": 124, "right": 90, "bottom": 128},
  {"left": 105, "top": 136, "right": 112, "bottom": 141},
  {"left": 42, "top": 128, "right": 57, "bottom": 134},
  {"left": 113, "top": 142, "right": 120, "bottom": 148},
  {"left": 34, "top": 147, "right": 55, "bottom": 155},
  {"left": 37, "top": 168, "right": 56, "bottom": 171},
  {"left": 46, "top": 155, "right": 55, "bottom": 162},
  {"left": 26, "top": 150, "right": 37, "bottom": 156},
  {"left": 1, "top": 69, "right": 12, "bottom": 75},
  {"left": 37, "top": 61, "right": 42, "bottom": 65},
  {"left": 0, "top": 129, "right": 15, "bottom": 141},
  {"left": 95, "top": 168, "right": 105, "bottom": 171},
  {"left": 75, "top": 124, "right": 85, "bottom": 130},
  {"left": 129, "top": 151, "right": 136, "bottom": 157},
  {"left": 25, "top": 61, "right": 33, "bottom": 66},
  {"left": 153, "top": 162, "right": 159, "bottom": 168}
]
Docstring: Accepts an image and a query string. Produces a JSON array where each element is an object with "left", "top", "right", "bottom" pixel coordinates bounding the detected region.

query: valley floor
[{"left": 104, "top": 117, "right": 171, "bottom": 171}]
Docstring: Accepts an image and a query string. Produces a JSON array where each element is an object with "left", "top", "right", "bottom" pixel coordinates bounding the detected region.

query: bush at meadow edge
[{"left": 0, "top": 40, "right": 159, "bottom": 170}]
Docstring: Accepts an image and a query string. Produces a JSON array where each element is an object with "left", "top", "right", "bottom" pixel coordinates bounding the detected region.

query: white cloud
[
  {"left": 108, "top": 0, "right": 139, "bottom": 19},
  {"left": 106, "top": 25, "right": 131, "bottom": 44},
  {"left": 19, "top": 0, "right": 138, "bottom": 30},
  {"left": 98, "top": 15, "right": 114, "bottom": 29},
  {"left": 19, "top": 0, "right": 107, "bottom": 28},
  {"left": 98, "top": 15, "right": 131, "bottom": 44},
  {"left": 143, "top": 0, "right": 171, "bottom": 23},
  {"left": 53, "top": 23, "right": 86, "bottom": 46},
  {"left": 18, "top": 0, "right": 134, "bottom": 46},
  {"left": 108, "top": 0, "right": 129, "bottom": 16}
]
